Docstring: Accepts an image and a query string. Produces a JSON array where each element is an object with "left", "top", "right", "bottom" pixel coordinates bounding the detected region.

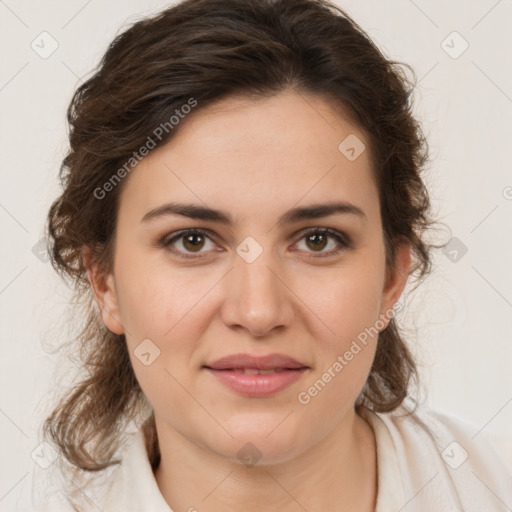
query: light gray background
[{"left": 1, "top": 0, "right": 511, "bottom": 506}]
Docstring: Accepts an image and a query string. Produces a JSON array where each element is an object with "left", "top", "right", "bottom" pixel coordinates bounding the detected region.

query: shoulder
[
  {"left": 14, "top": 427, "right": 169, "bottom": 512},
  {"left": 362, "top": 402, "right": 512, "bottom": 512},
  {"left": 10, "top": 433, "right": 134, "bottom": 512},
  {"left": 377, "top": 402, "right": 511, "bottom": 475}
]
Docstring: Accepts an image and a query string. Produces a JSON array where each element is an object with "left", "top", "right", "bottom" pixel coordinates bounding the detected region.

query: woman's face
[{"left": 91, "top": 91, "right": 409, "bottom": 464}]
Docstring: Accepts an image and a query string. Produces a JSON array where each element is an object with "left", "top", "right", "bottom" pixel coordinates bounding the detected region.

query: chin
[{"left": 204, "top": 416, "right": 309, "bottom": 467}]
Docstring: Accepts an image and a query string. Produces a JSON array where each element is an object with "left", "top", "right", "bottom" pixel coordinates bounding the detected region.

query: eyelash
[{"left": 159, "top": 227, "right": 351, "bottom": 260}]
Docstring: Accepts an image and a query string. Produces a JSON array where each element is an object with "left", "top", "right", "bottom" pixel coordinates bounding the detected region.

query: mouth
[
  {"left": 204, "top": 352, "right": 308, "bottom": 371},
  {"left": 203, "top": 353, "right": 309, "bottom": 397},
  {"left": 207, "top": 367, "right": 301, "bottom": 374}
]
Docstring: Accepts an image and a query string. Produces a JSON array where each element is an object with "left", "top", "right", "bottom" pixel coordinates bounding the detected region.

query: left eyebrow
[
  {"left": 279, "top": 201, "right": 366, "bottom": 224},
  {"left": 140, "top": 201, "right": 367, "bottom": 225}
]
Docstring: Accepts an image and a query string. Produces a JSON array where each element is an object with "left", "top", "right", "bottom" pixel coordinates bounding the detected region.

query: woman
[{"left": 25, "top": 0, "right": 511, "bottom": 510}]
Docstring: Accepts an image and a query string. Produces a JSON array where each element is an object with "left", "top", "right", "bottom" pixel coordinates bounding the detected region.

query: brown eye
[
  {"left": 160, "top": 227, "right": 350, "bottom": 260},
  {"left": 305, "top": 232, "right": 328, "bottom": 251},
  {"left": 294, "top": 228, "right": 350, "bottom": 257},
  {"left": 182, "top": 232, "right": 206, "bottom": 252},
  {"left": 160, "top": 229, "right": 217, "bottom": 258}
]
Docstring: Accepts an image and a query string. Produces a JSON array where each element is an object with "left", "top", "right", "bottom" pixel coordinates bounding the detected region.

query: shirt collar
[{"left": 103, "top": 428, "right": 173, "bottom": 511}]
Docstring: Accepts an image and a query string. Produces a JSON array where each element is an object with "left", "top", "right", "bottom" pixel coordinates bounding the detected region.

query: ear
[
  {"left": 82, "top": 246, "right": 124, "bottom": 335},
  {"left": 379, "top": 242, "right": 411, "bottom": 326}
]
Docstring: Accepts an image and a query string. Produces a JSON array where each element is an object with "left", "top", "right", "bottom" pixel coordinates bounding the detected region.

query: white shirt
[{"left": 13, "top": 405, "right": 512, "bottom": 511}]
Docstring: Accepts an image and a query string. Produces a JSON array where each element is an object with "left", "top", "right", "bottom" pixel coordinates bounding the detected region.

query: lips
[
  {"left": 204, "top": 352, "right": 308, "bottom": 371},
  {"left": 203, "top": 353, "right": 309, "bottom": 397},
  {"left": 225, "top": 368, "right": 288, "bottom": 375}
]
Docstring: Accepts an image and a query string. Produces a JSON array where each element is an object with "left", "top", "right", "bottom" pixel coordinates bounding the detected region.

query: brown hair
[{"left": 44, "top": 0, "right": 436, "bottom": 485}]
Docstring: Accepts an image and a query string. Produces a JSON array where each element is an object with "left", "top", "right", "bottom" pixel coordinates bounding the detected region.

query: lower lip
[{"left": 205, "top": 368, "right": 308, "bottom": 397}]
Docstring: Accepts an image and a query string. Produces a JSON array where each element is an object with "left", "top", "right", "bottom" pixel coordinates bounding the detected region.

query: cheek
[
  {"left": 331, "top": 272, "right": 383, "bottom": 340},
  {"left": 303, "top": 258, "right": 385, "bottom": 346},
  {"left": 315, "top": 276, "right": 381, "bottom": 381},
  {"left": 293, "top": 273, "right": 383, "bottom": 422},
  {"left": 114, "top": 253, "right": 211, "bottom": 389},
  {"left": 114, "top": 246, "right": 204, "bottom": 338},
  {"left": 297, "top": 251, "right": 386, "bottom": 393}
]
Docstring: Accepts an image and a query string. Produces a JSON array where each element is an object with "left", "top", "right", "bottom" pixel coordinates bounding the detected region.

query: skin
[{"left": 86, "top": 90, "right": 411, "bottom": 511}]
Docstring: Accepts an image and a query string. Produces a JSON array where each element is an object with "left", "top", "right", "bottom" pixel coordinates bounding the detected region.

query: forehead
[{"left": 119, "top": 91, "right": 380, "bottom": 225}]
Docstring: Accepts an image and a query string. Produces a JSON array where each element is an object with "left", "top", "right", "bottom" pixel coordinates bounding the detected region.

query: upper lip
[{"left": 204, "top": 353, "right": 309, "bottom": 370}]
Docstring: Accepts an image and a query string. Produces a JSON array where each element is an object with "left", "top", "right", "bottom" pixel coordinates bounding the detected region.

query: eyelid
[
  {"left": 159, "top": 228, "right": 218, "bottom": 258},
  {"left": 159, "top": 226, "right": 351, "bottom": 259},
  {"left": 297, "top": 226, "right": 351, "bottom": 247}
]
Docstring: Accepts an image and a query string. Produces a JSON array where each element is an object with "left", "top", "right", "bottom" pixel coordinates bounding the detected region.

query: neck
[{"left": 153, "top": 408, "right": 377, "bottom": 512}]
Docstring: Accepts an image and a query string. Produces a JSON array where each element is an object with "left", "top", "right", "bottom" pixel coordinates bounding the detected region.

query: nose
[{"left": 220, "top": 250, "right": 295, "bottom": 338}]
